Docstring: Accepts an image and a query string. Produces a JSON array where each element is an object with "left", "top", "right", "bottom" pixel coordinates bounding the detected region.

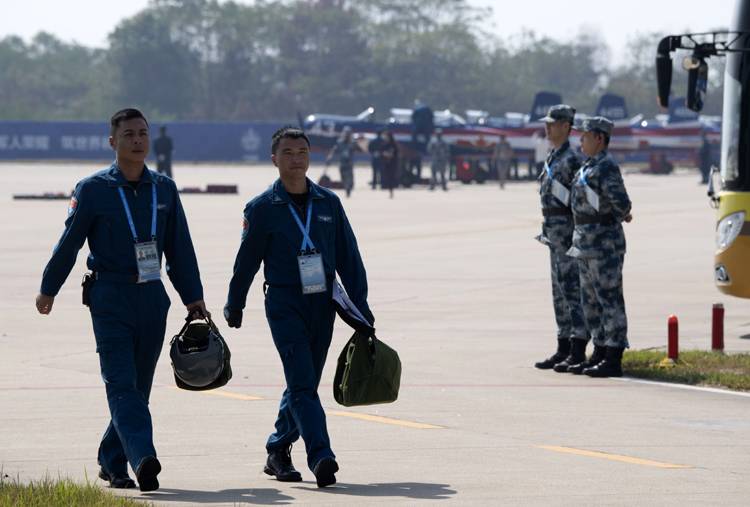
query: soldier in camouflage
[
  {"left": 533, "top": 105, "right": 589, "bottom": 372},
  {"left": 326, "top": 126, "right": 358, "bottom": 198},
  {"left": 428, "top": 128, "right": 450, "bottom": 191},
  {"left": 567, "top": 116, "right": 632, "bottom": 377}
]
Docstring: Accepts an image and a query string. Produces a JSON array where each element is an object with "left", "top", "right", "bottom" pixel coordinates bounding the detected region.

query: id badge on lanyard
[
  {"left": 289, "top": 200, "right": 327, "bottom": 295},
  {"left": 118, "top": 184, "right": 161, "bottom": 283},
  {"left": 578, "top": 167, "right": 600, "bottom": 212},
  {"left": 545, "top": 161, "right": 571, "bottom": 206}
]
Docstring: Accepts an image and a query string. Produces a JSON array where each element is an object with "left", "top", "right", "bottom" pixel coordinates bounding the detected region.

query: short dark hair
[
  {"left": 110, "top": 108, "right": 148, "bottom": 136},
  {"left": 271, "top": 126, "right": 310, "bottom": 155},
  {"left": 593, "top": 130, "right": 610, "bottom": 147}
]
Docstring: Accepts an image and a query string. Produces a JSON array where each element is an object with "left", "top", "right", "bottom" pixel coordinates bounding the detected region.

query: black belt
[
  {"left": 542, "top": 208, "right": 572, "bottom": 217},
  {"left": 574, "top": 214, "right": 616, "bottom": 226},
  {"left": 93, "top": 271, "right": 139, "bottom": 283}
]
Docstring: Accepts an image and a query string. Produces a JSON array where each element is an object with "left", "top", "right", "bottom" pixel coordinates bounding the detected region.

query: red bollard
[
  {"left": 712, "top": 303, "right": 724, "bottom": 352},
  {"left": 667, "top": 315, "right": 679, "bottom": 360}
]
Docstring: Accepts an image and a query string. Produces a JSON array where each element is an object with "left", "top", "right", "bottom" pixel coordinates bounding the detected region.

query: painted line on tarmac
[
  {"left": 537, "top": 445, "right": 692, "bottom": 469},
  {"left": 328, "top": 410, "right": 444, "bottom": 429},
  {"left": 170, "top": 387, "right": 264, "bottom": 401},
  {"left": 169, "top": 388, "right": 442, "bottom": 428},
  {"left": 613, "top": 377, "right": 750, "bottom": 398}
]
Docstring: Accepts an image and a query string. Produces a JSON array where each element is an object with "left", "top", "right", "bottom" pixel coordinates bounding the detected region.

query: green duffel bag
[{"left": 333, "top": 331, "right": 401, "bottom": 407}]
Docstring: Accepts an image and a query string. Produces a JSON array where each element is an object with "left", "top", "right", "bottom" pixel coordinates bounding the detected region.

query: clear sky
[{"left": 0, "top": 0, "right": 733, "bottom": 63}]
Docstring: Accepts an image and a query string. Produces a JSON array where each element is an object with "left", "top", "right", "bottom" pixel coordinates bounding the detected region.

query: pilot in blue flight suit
[
  {"left": 224, "top": 126, "right": 374, "bottom": 488},
  {"left": 35, "top": 108, "right": 207, "bottom": 492}
]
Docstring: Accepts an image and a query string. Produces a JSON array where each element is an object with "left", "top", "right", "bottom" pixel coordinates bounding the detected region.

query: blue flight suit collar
[
  {"left": 103, "top": 162, "right": 155, "bottom": 188},
  {"left": 270, "top": 177, "right": 325, "bottom": 205}
]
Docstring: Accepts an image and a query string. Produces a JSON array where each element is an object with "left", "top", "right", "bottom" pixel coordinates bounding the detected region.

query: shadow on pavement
[
  {"left": 142, "top": 487, "right": 294, "bottom": 505},
  {"left": 293, "top": 482, "right": 457, "bottom": 500}
]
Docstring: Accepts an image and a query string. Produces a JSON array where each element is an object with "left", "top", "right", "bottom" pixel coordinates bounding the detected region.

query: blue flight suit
[
  {"left": 226, "top": 178, "right": 373, "bottom": 471},
  {"left": 40, "top": 163, "right": 203, "bottom": 478}
]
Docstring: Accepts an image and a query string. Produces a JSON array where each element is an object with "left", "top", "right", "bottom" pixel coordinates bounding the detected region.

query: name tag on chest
[
  {"left": 584, "top": 186, "right": 600, "bottom": 212},
  {"left": 134, "top": 241, "right": 161, "bottom": 283},
  {"left": 550, "top": 179, "right": 571, "bottom": 206},
  {"left": 298, "top": 252, "right": 327, "bottom": 294}
]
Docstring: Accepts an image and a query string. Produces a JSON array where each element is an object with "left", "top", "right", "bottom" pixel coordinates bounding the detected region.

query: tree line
[{"left": 0, "top": 0, "right": 725, "bottom": 122}]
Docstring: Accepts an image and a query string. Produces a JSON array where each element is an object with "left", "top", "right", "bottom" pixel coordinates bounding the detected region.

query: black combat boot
[
  {"left": 98, "top": 467, "right": 136, "bottom": 489},
  {"left": 568, "top": 345, "right": 606, "bottom": 374},
  {"left": 534, "top": 339, "right": 570, "bottom": 369},
  {"left": 583, "top": 347, "right": 624, "bottom": 377},
  {"left": 313, "top": 456, "right": 339, "bottom": 488},
  {"left": 264, "top": 445, "right": 303, "bottom": 482},
  {"left": 553, "top": 339, "right": 587, "bottom": 372}
]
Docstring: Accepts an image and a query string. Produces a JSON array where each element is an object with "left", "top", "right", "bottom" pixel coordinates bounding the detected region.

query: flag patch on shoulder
[{"left": 68, "top": 196, "right": 78, "bottom": 216}]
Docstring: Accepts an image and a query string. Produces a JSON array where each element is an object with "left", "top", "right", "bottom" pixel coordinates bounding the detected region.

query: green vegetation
[
  {"left": 0, "top": 0, "right": 725, "bottom": 122},
  {"left": 0, "top": 474, "right": 148, "bottom": 507},
  {"left": 623, "top": 349, "right": 750, "bottom": 391}
]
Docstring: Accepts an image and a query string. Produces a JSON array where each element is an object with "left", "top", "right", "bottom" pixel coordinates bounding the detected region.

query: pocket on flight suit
[
  {"left": 157, "top": 281, "right": 171, "bottom": 313},
  {"left": 88, "top": 283, "right": 124, "bottom": 353}
]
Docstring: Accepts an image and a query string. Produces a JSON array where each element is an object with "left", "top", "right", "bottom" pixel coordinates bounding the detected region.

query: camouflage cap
[
  {"left": 575, "top": 116, "right": 614, "bottom": 135},
  {"left": 540, "top": 104, "right": 576, "bottom": 124}
]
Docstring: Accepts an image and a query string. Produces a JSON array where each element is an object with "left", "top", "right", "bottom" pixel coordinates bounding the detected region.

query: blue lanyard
[
  {"left": 288, "top": 200, "right": 315, "bottom": 252},
  {"left": 544, "top": 149, "right": 555, "bottom": 179},
  {"left": 118, "top": 183, "right": 157, "bottom": 243},
  {"left": 578, "top": 164, "right": 591, "bottom": 186}
]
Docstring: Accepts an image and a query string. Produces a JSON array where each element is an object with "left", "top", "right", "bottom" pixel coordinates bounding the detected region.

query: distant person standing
[
  {"left": 492, "top": 134, "right": 513, "bottom": 189},
  {"left": 533, "top": 105, "right": 588, "bottom": 373},
  {"left": 568, "top": 117, "right": 632, "bottom": 378},
  {"left": 410, "top": 100, "right": 434, "bottom": 180},
  {"left": 427, "top": 128, "right": 449, "bottom": 191},
  {"left": 531, "top": 130, "right": 549, "bottom": 179},
  {"left": 326, "top": 127, "right": 357, "bottom": 198},
  {"left": 699, "top": 132, "right": 712, "bottom": 184},
  {"left": 380, "top": 130, "right": 399, "bottom": 199},
  {"left": 368, "top": 130, "right": 385, "bottom": 190},
  {"left": 153, "top": 126, "right": 174, "bottom": 179}
]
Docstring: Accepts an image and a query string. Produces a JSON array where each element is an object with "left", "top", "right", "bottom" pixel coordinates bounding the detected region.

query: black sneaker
[
  {"left": 313, "top": 457, "right": 339, "bottom": 488},
  {"left": 98, "top": 467, "right": 136, "bottom": 489},
  {"left": 264, "top": 445, "right": 302, "bottom": 482},
  {"left": 135, "top": 456, "right": 161, "bottom": 492}
]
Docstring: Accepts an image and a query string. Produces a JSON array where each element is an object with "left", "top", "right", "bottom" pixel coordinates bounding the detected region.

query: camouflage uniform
[
  {"left": 537, "top": 140, "right": 587, "bottom": 342},
  {"left": 331, "top": 136, "right": 357, "bottom": 197},
  {"left": 428, "top": 134, "right": 450, "bottom": 190},
  {"left": 567, "top": 149, "right": 631, "bottom": 349}
]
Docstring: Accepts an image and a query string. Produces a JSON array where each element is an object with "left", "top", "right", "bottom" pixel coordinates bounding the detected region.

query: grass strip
[
  {"left": 623, "top": 349, "right": 750, "bottom": 391},
  {"left": 0, "top": 474, "right": 149, "bottom": 507}
]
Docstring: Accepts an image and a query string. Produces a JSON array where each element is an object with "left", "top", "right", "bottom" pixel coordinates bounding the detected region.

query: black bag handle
[{"left": 176, "top": 311, "right": 220, "bottom": 339}]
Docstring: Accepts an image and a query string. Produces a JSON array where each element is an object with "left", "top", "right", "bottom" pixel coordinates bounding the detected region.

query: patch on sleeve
[
  {"left": 241, "top": 216, "right": 249, "bottom": 239},
  {"left": 68, "top": 196, "right": 78, "bottom": 216},
  {"left": 317, "top": 215, "right": 333, "bottom": 223}
]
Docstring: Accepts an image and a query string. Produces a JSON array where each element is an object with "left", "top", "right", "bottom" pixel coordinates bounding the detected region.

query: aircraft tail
[
  {"left": 529, "top": 91, "right": 563, "bottom": 122},
  {"left": 595, "top": 93, "right": 629, "bottom": 120}
]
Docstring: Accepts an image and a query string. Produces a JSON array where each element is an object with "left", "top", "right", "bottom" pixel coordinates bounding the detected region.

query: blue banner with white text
[{"left": 0, "top": 121, "right": 291, "bottom": 162}]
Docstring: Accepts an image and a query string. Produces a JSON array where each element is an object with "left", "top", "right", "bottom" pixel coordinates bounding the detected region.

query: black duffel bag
[{"left": 169, "top": 314, "right": 232, "bottom": 391}]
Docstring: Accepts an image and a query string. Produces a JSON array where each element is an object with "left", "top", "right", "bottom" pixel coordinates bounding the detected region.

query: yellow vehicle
[{"left": 656, "top": 0, "right": 750, "bottom": 298}]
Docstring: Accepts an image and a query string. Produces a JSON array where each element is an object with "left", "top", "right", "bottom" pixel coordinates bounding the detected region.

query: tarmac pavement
[{"left": 1, "top": 162, "right": 749, "bottom": 506}]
